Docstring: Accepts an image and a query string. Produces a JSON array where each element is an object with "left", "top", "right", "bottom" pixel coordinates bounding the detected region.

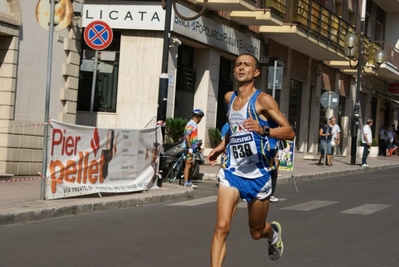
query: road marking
[
  {"left": 169, "top": 196, "right": 290, "bottom": 207},
  {"left": 167, "top": 196, "right": 217, "bottom": 206},
  {"left": 237, "top": 198, "right": 287, "bottom": 208},
  {"left": 340, "top": 204, "right": 392, "bottom": 215},
  {"left": 281, "top": 200, "right": 338, "bottom": 211}
]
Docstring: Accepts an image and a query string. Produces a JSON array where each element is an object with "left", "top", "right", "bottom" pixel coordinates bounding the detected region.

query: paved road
[
  {"left": 1, "top": 167, "right": 398, "bottom": 267},
  {"left": 1, "top": 155, "right": 398, "bottom": 225}
]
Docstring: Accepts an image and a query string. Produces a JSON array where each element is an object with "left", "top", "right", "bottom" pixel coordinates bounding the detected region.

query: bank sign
[{"left": 83, "top": 3, "right": 260, "bottom": 58}]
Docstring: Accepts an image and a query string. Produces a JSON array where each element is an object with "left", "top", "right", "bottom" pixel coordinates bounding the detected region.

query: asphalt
[{"left": 1, "top": 154, "right": 398, "bottom": 225}]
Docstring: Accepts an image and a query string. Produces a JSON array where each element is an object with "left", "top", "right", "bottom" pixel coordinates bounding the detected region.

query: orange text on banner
[{"left": 50, "top": 151, "right": 105, "bottom": 193}]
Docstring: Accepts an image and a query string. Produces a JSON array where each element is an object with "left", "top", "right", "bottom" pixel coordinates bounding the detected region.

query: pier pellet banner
[{"left": 45, "top": 120, "right": 162, "bottom": 200}]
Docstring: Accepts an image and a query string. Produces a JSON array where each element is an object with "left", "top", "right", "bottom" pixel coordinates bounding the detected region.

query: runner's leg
[
  {"left": 210, "top": 185, "right": 240, "bottom": 267},
  {"left": 247, "top": 198, "right": 273, "bottom": 240}
]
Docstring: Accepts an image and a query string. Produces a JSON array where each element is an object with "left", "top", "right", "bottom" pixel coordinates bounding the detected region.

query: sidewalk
[{"left": 1, "top": 155, "right": 397, "bottom": 225}]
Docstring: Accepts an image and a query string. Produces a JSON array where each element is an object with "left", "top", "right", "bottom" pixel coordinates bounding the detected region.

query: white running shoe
[
  {"left": 270, "top": 196, "right": 279, "bottom": 203},
  {"left": 361, "top": 163, "right": 370, "bottom": 167},
  {"left": 185, "top": 182, "right": 198, "bottom": 189}
]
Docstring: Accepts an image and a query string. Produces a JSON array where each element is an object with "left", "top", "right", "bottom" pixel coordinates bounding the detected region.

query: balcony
[
  {"left": 196, "top": 0, "right": 257, "bottom": 11},
  {"left": 229, "top": 0, "right": 286, "bottom": 26},
  {"left": 371, "top": 41, "right": 399, "bottom": 82},
  {"left": 259, "top": 0, "right": 353, "bottom": 61}
]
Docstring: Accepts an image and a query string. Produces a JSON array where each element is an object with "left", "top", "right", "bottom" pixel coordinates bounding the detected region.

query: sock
[{"left": 269, "top": 229, "right": 279, "bottom": 244}]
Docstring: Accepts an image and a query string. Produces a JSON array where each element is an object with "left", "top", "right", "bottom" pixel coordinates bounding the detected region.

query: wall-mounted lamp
[
  {"left": 73, "top": 1, "right": 83, "bottom": 17},
  {"left": 170, "top": 36, "right": 182, "bottom": 47}
]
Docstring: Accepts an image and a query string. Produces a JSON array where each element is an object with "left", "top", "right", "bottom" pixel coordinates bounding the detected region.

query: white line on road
[
  {"left": 167, "top": 196, "right": 217, "bottom": 206},
  {"left": 281, "top": 200, "right": 338, "bottom": 211},
  {"left": 340, "top": 204, "right": 392, "bottom": 215}
]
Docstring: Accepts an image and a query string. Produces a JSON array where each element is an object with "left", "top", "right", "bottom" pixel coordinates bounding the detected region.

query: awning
[{"left": 375, "top": 91, "right": 399, "bottom": 105}]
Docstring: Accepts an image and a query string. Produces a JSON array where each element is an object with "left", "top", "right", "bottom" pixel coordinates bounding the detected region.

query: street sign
[
  {"left": 267, "top": 66, "right": 283, "bottom": 90},
  {"left": 84, "top": 21, "right": 113, "bottom": 51},
  {"left": 320, "top": 91, "right": 339, "bottom": 109},
  {"left": 35, "top": 0, "right": 73, "bottom": 32}
]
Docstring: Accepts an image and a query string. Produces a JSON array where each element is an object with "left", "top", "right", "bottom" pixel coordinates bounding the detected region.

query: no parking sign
[{"left": 84, "top": 20, "right": 113, "bottom": 50}]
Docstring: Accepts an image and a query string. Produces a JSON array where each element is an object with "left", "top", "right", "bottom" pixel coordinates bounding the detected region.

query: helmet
[{"left": 192, "top": 108, "right": 204, "bottom": 118}]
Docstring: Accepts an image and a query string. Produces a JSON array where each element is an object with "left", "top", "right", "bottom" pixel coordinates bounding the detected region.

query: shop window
[
  {"left": 217, "top": 57, "right": 233, "bottom": 129},
  {"left": 77, "top": 32, "right": 121, "bottom": 113},
  {"left": 175, "top": 45, "right": 195, "bottom": 120}
]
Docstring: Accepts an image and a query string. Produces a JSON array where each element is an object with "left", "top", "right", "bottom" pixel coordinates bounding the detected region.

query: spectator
[
  {"left": 329, "top": 116, "right": 341, "bottom": 160},
  {"left": 361, "top": 119, "right": 373, "bottom": 167},
  {"left": 318, "top": 119, "right": 333, "bottom": 166},
  {"left": 378, "top": 125, "right": 387, "bottom": 156},
  {"left": 386, "top": 125, "right": 398, "bottom": 156}
]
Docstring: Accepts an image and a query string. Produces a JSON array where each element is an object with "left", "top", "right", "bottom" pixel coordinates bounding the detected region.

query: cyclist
[{"left": 181, "top": 108, "right": 204, "bottom": 188}]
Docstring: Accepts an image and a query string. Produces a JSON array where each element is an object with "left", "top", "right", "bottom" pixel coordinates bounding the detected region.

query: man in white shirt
[
  {"left": 329, "top": 117, "right": 341, "bottom": 160},
  {"left": 361, "top": 119, "right": 373, "bottom": 167}
]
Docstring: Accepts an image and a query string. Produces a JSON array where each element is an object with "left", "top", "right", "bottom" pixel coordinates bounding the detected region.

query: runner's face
[{"left": 233, "top": 55, "right": 260, "bottom": 83}]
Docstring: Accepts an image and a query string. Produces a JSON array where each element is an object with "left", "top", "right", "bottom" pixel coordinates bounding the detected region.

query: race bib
[{"left": 229, "top": 132, "right": 259, "bottom": 166}]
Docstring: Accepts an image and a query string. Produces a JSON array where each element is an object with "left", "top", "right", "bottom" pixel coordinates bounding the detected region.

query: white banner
[{"left": 45, "top": 120, "right": 162, "bottom": 200}]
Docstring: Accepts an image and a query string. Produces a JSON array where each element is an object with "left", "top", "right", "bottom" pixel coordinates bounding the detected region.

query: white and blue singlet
[{"left": 218, "top": 90, "right": 278, "bottom": 202}]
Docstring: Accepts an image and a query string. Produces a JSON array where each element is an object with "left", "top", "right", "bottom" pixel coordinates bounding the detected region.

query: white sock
[{"left": 269, "top": 230, "right": 278, "bottom": 244}]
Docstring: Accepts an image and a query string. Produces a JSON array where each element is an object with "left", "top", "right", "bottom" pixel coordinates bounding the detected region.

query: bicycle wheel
[
  {"left": 166, "top": 158, "right": 184, "bottom": 184},
  {"left": 178, "top": 161, "right": 186, "bottom": 185}
]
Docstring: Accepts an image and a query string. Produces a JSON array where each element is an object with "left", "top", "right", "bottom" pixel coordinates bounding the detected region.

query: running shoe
[
  {"left": 185, "top": 182, "right": 198, "bottom": 189},
  {"left": 361, "top": 163, "right": 370, "bottom": 167},
  {"left": 270, "top": 196, "right": 279, "bottom": 203},
  {"left": 268, "top": 221, "right": 284, "bottom": 261}
]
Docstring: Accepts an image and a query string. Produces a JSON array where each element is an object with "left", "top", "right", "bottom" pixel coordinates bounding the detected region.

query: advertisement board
[
  {"left": 278, "top": 140, "right": 295, "bottom": 171},
  {"left": 45, "top": 120, "right": 162, "bottom": 199}
]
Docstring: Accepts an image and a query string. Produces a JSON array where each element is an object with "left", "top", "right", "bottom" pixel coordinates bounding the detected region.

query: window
[
  {"left": 348, "top": 11, "right": 356, "bottom": 26},
  {"left": 288, "top": 79, "right": 303, "bottom": 150},
  {"left": 266, "top": 89, "right": 281, "bottom": 105},
  {"left": 77, "top": 32, "right": 121, "bottom": 113},
  {"left": 334, "top": 0, "right": 343, "bottom": 17}
]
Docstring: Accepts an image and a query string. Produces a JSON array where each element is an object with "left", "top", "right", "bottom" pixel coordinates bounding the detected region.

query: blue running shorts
[{"left": 218, "top": 168, "right": 272, "bottom": 202}]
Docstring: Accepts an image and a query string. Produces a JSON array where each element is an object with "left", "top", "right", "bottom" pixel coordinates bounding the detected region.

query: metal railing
[
  {"left": 291, "top": 0, "right": 355, "bottom": 52},
  {"left": 257, "top": 0, "right": 287, "bottom": 16}
]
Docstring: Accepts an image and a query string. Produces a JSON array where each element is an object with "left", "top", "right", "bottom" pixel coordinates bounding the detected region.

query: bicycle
[
  {"left": 165, "top": 151, "right": 186, "bottom": 185},
  {"left": 164, "top": 146, "right": 203, "bottom": 185}
]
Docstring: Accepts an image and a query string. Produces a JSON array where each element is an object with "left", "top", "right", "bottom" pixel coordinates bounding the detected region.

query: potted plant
[
  {"left": 208, "top": 127, "right": 222, "bottom": 148},
  {"left": 358, "top": 138, "right": 379, "bottom": 157},
  {"left": 165, "top": 117, "right": 188, "bottom": 144}
]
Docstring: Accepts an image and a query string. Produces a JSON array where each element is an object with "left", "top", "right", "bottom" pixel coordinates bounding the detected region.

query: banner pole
[
  {"left": 291, "top": 137, "right": 299, "bottom": 194},
  {"left": 40, "top": 0, "right": 56, "bottom": 200}
]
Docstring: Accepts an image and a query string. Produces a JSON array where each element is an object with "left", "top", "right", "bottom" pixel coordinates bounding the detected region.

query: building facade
[{"left": 1, "top": 0, "right": 399, "bottom": 176}]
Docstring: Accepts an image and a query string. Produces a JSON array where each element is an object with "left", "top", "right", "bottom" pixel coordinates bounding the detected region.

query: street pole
[
  {"left": 350, "top": 0, "right": 366, "bottom": 165},
  {"left": 272, "top": 59, "right": 277, "bottom": 99},
  {"left": 157, "top": 0, "right": 172, "bottom": 122},
  {"left": 89, "top": 50, "right": 99, "bottom": 126},
  {"left": 40, "top": 0, "right": 56, "bottom": 200}
]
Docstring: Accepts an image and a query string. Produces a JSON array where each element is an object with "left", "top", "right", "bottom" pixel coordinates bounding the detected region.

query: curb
[
  {"left": 200, "top": 163, "right": 398, "bottom": 183},
  {"left": 0, "top": 185, "right": 194, "bottom": 225}
]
